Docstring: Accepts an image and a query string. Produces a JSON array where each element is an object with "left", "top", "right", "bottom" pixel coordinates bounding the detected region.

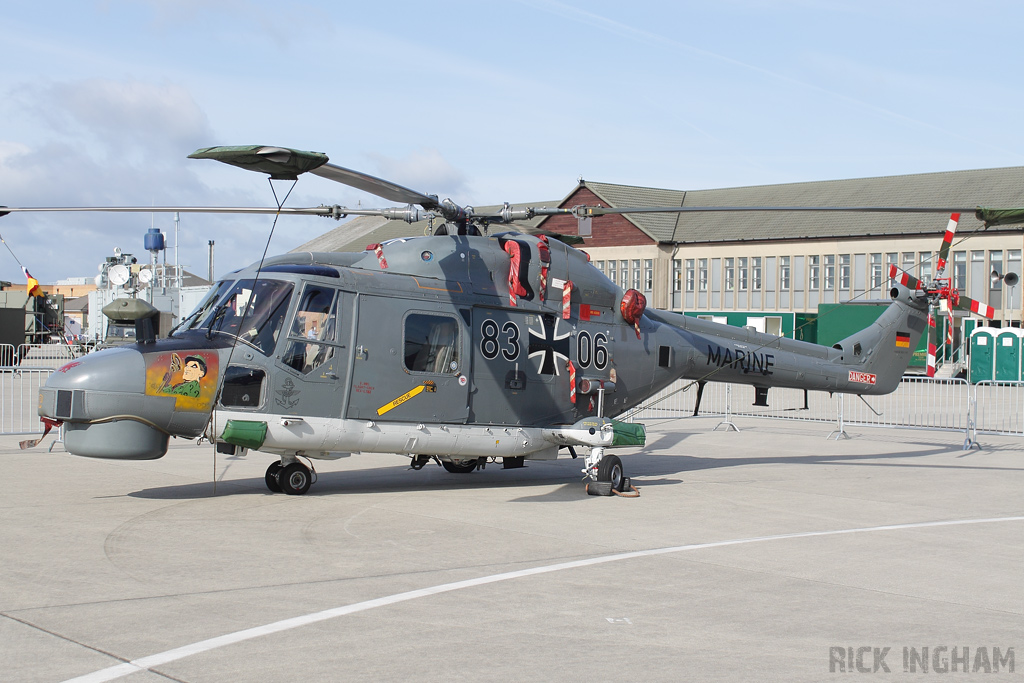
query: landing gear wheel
[
  {"left": 265, "top": 461, "right": 283, "bottom": 493},
  {"left": 597, "top": 454, "right": 624, "bottom": 492},
  {"left": 279, "top": 462, "right": 312, "bottom": 495},
  {"left": 441, "top": 458, "right": 479, "bottom": 474}
]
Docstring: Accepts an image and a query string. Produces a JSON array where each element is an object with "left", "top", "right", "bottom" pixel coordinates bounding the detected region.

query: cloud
[
  {"left": 362, "top": 148, "right": 468, "bottom": 203},
  {"left": 15, "top": 79, "right": 214, "bottom": 162},
  {"left": 0, "top": 78, "right": 280, "bottom": 282}
]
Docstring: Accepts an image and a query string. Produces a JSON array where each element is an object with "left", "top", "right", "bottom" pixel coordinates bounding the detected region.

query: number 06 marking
[{"left": 576, "top": 331, "right": 608, "bottom": 370}]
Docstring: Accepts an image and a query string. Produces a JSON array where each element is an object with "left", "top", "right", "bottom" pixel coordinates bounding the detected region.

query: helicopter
[{"left": 9, "top": 145, "right": 1007, "bottom": 496}]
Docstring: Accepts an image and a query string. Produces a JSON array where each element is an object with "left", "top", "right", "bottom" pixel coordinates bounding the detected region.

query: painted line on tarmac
[{"left": 65, "top": 515, "right": 1024, "bottom": 683}]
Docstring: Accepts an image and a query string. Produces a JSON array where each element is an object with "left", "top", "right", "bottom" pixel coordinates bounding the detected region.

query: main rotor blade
[
  {"left": 309, "top": 163, "right": 441, "bottom": 211},
  {"left": 0, "top": 206, "right": 343, "bottom": 217},
  {"left": 577, "top": 205, "right": 983, "bottom": 217},
  {"left": 0, "top": 205, "right": 421, "bottom": 221},
  {"left": 188, "top": 145, "right": 441, "bottom": 211},
  {"left": 188, "top": 146, "right": 330, "bottom": 179}
]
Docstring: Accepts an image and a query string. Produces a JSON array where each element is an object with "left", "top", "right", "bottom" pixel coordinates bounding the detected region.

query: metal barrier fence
[
  {"left": 0, "top": 368, "right": 53, "bottom": 434},
  {"left": 17, "top": 343, "right": 82, "bottom": 368},
  {"left": 974, "top": 381, "right": 1024, "bottom": 436},
  {"left": 0, "top": 369, "right": 1020, "bottom": 438},
  {"left": 628, "top": 375, "right": 1024, "bottom": 441}
]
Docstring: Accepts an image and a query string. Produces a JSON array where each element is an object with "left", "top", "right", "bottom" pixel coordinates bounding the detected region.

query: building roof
[
  {"left": 293, "top": 204, "right": 561, "bottom": 254},
  {"left": 577, "top": 166, "right": 1024, "bottom": 244},
  {"left": 290, "top": 166, "right": 1024, "bottom": 253},
  {"left": 291, "top": 216, "right": 390, "bottom": 253},
  {"left": 65, "top": 295, "right": 89, "bottom": 312}
]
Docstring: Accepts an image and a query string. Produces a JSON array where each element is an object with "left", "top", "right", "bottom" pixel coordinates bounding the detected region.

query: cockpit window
[
  {"left": 206, "top": 279, "right": 294, "bottom": 356},
  {"left": 171, "top": 280, "right": 233, "bottom": 335},
  {"left": 282, "top": 285, "right": 341, "bottom": 374}
]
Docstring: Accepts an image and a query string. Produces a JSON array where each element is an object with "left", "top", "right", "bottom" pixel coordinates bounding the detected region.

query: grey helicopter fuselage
[{"left": 38, "top": 230, "right": 929, "bottom": 464}]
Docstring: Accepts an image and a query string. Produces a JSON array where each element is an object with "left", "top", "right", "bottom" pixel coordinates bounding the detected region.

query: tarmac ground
[{"left": 2, "top": 416, "right": 1023, "bottom": 682}]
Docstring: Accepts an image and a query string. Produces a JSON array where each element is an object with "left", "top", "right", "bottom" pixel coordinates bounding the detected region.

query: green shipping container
[{"left": 817, "top": 303, "right": 929, "bottom": 369}]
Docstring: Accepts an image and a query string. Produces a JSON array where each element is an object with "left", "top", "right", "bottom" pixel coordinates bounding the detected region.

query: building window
[
  {"left": 902, "top": 252, "right": 915, "bottom": 277},
  {"left": 953, "top": 251, "right": 967, "bottom": 289},
  {"left": 839, "top": 254, "right": 851, "bottom": 290},
  {"left": 725, "top": 258, "right": 735, "bottom": 291},
  {"left": 698, "top": 259, "right": 708, "bottom": 292},
  {"left": 824, "top": 255, "right": 835, "bottom": 291},
  {"left": 886, "top": 253, "right": 898, "bottom": 280},
  {"left": 870, "top": 253, "right": 882, "bottom": 290},
  {"left": 632, "top": 259, "right": 641, "bottom": 290},
  {"left": 595, "top": 260, "right": 605, "bottom": 276},
  {"left": 685, "top": 259, "right": 695, "bottom": 292},
  {"left": 919, "top": 251, "right": 932, "bottom": 282},
  {"left": 751, "top": 257, "right": 762, "bottom": 290},
  {"left": 619, "top": 260, "right": 629, "bottom": 289},
  {"left": 779, "top": 256, "right": 790, "bottom": 291},
  {"left": 808, "top": 255, "right": 820, "bottom": 290},
  {"left": 643, "top": 259, "right": 653, "bottom": 292},
  {"left": 738, "top": 257, "right": 748, "bottom": 290},
  {"left": 673, "top": 259, "right": 683, "bottom": 292},
  {"left": 991, "top": 250, "right": 1004, "bottom": 289}
]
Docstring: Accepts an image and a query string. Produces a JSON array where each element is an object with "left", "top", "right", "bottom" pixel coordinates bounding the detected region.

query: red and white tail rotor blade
[
  {"left": 926, "top": 312, "right": 937, "bottom": 377},
  {"left": 954, "top": 295, "right": 996, "bottom": 319},
  {"left": 935, "top": 213, "right": 959, "bottom": 277},
  {"left": 889, "top": 264, "right": 923, "bottom": 290}
]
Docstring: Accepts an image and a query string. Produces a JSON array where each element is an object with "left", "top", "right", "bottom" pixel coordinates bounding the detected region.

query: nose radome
[
  {"left": 47, "top": 347, "right": 146, "bottom": 393},
  {"left": 39, "top": 347, "right": 171, "bottom": 460}
]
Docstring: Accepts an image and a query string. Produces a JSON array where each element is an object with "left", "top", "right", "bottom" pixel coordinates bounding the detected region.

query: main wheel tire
[
  {"left": 279, "top": 462, "right": 312, "bottom": 495},
  {"left": 596, "top": 454, "right": 624, "bottom": 492},
  {"left": 265, "top": 461, "right": 283, "bottom": 493},
  {"left": 441, "top": 458, "right": 479, "bottom": 474}
]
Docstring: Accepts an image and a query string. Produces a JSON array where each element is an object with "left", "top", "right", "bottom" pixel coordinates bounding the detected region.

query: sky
[{"left": 2, "top": 0, "right": 1023, "bottom": 284}]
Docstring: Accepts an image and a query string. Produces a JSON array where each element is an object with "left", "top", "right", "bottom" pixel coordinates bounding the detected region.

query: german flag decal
[{"left": 895, "top": 332, "right": 911, "bottom": 349}]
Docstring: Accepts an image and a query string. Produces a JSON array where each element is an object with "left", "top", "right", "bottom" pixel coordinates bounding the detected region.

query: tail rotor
[{"left": 888, "top": 213, "right": 996, "bottom": 376}]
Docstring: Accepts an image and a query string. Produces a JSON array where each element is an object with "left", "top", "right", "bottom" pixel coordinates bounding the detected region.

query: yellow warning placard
[{"left": 377, "top": 381, "right": 436, "bottom": 416}]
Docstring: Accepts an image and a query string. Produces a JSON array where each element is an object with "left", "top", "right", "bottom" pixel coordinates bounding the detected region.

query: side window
[
  {"left": 404, "top": 314, "right": 460, "bottom": 374},
  {"left": 282, "top": 286, "right": 340, "bottom": 375},
  {"left": 220, "top": 366, "right": 265, "bottom": 408}
]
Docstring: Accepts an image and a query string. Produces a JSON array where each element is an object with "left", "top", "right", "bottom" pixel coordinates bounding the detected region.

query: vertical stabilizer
[{"left": 831, "top": 284, "right": 931, "bottom": 394}]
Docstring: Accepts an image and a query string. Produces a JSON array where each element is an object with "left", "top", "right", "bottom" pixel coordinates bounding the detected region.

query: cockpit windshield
[
  {"left": 170, "top": 280, "right": 234, "bottom": 335},
  {"left": 205, "top": 279, "right": 294, "bottom": 355},
  {"left": 171, "top": 278, "right": 294, "bottom": 356}
]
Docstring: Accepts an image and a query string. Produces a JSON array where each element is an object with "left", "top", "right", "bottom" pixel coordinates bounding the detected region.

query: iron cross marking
[{"left": 528, "top": 314, "right": 571, "bottom": 375}]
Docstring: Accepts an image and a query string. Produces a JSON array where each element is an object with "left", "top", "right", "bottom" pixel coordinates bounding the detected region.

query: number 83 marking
[{"left": 479, "top": 320, "right": 607, "bottom": 370}]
